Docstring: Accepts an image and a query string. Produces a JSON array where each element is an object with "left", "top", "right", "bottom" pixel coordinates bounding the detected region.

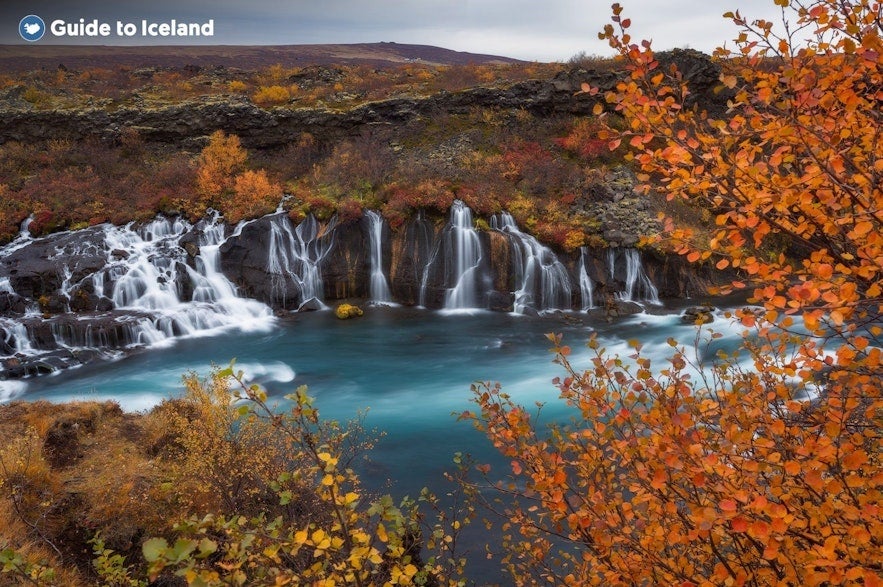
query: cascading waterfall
[
  {"left": 421, "top": 200, "right": 485, "bottom": 310},
  {"left": 266, "top": 213, "right": 336, "bottom": 310},
  {"left": 1, "top": 214, "right": 274, "bottom": 386},
  {"left": 578, "top": 247, "right": 595, "bottom": 310},
  {"left": 491, "top": 212, "right": 572, "bottom": 313},
  {"left": 107, "top": 217, "right": 189, "bottom": 311},
  {"left": 1, "top": 215, "right": 35, "bottom": 256},
  {"left": 607, "top": 248, "right": 661, "bottom": 305},
  {"left": 0, "top": 318, "right": 33, "bottom": 355},
  {"left": 365, "top": 210, "right": 393, "bottom": 304}
]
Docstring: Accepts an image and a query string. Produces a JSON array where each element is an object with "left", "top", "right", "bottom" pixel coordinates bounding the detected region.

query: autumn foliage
[
  {"left": 467, "top": 1, "right": 882, "bottom": 585},
  {"left": 194, "top": 130, "right": 281, "bottom": 222}
]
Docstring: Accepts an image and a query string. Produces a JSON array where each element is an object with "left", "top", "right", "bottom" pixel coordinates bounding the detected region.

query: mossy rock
[{"left": 335, "top": 303, "right": 364, "bottom": 319}]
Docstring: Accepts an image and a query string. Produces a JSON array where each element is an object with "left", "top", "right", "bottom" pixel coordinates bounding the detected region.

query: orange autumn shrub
[{"left": 467, "top": 1, "right": 882, "bottom": 585}]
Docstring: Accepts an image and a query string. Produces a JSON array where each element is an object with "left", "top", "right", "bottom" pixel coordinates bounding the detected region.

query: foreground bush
[
  {"left": 465, "top": 1, "right": 882, "bottom": 585},
  {"left": 0, "top": 367, "right": 473, "bottom": 586}
]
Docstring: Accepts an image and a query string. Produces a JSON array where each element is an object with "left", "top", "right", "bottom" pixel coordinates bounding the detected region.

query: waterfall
[
  {"left": 607, "top": 248, "right": 661, "bottom": 305},
  {"left": 490, "top": 212, "right": 572, "bottom": 313},
  {"left": 421, "top": 200, "right": 485, "bottom": 310},
  {"left": 365, "top": 210, "right": 393, "bottom": 304},
  {"left": 1, "top": 215, "right": 35, "bottom": 256},
  {"left": 0, "top": 213, "right": 275, "bottom": 383},
  {"left": 266, "top": 214, "right": 336, "bottom": 310},
  {"left": 103, "top": 217, "right": 190, "bottom": 310},
  {"left": 578, "top": 247, "right": 594, "bottom": 310},
  {"left": 0, "top": 318, "right": 34, "bottom": 355},
  {"left": 106, "top": 215, "right": 273, "bottom": 341}
]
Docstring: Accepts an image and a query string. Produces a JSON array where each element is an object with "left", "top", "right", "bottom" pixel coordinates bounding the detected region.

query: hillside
[{"left": 0, "top": 42, "right": 523, "bottom": 73}]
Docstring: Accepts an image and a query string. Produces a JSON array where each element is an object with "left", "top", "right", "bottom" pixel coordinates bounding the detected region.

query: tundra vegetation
[
  {"left": 0, "top": 57, "right": 627, "bottom": 249},
  {"left": 1, "top": 0, "right": 881, "bottom": 585}
]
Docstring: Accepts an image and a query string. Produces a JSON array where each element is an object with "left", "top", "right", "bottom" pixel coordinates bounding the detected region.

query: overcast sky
[{"left": 3, "top": 0, "right": 785, "bottom": 62}]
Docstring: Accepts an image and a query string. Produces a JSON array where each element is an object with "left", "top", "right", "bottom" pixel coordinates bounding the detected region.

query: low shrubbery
[{"left": 0, "top": 367, "right": 473, "bottom": 585}]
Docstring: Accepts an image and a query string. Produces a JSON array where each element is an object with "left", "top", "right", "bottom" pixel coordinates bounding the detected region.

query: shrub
[
  {"left": 252, "top": 85, "right": 290, "bottom": 106},
  {"left": 227, "top": 80, "right": 247, "bottom": 93}
]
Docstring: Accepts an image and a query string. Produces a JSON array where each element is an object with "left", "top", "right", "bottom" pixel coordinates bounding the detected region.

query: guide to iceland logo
[{"left": 19, "top": 15, "right": 46, "bottom": 42}]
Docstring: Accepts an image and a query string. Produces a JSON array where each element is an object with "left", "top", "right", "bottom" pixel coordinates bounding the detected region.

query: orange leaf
[{"left": 731, "top": 516, "right": 749, "bottom": 532}]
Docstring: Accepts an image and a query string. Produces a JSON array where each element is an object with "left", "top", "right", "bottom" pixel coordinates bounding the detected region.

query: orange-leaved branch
[{"left": 467, "top": 2, "right": 882, "bottom": 585}]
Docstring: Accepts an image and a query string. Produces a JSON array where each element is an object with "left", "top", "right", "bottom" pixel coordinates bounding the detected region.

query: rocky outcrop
[
  {"left": 0, "top": 54, "right": 728, "bottom": 149},
  {"left": 655, "top": 49, "right": 734, "bottom": 117},
  {"left": 0, "top": 227, "right": 108, "bottom": 303}
]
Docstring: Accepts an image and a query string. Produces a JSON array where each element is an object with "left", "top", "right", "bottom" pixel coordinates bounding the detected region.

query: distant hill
[{"left": 0, "top": 42, "right": 524, "bottom": 72}]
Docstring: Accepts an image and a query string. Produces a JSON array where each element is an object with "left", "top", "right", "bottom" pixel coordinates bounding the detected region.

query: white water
[
  {"left": 0, "top": 318, "right": 33, "bottom": 355},
  {"left": 608, "top": 248, "right": 661, "bottom": 305},
  {"left": 1, "top": 215, "right": 35, "bottom": 256},
  {"left": 266, "top": 214, "right": 336, "bottom": 310},
  {"left": 0, "top": 213, "right": 275, "bottom": 396},
  {"left": 99, "top": 216, "right": 274, "bottom": 344},
  {"left": 365, "top": 210, "right": 393, "bottom": 304},
  {"left": 491, "top": 212, "right": 572, "bottom": 314},
  {"left": 420, "top": 200, "right": 485, "bottom": 310},
  {"left": 444, "top": 201, "right": 483, "bottom": 309},
  {"left": 578, "top": 246, "right": 595, "bottom": 310}
]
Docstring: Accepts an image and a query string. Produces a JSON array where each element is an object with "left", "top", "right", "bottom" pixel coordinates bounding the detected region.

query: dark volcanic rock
[
  {"left": 682, "top": 304, "right": 716, "bottom": 325},
  {"left": 322, "top": 217, "right": 370, "bottom": 300},
  {"left": 0, "top": 227, "right": 108, "bottom": 300},
  {"left": 219, "top": 213, "right": 339, "bottom": 310},
  {"left": 656, "top": 49, "right": 733, "bottom": 117},
  {"left": 0, "top": 291, "right": 28, "bottom": 314},
  {"left": 390, "top": 213, "right": 436, "bottom": 306},
  {"left": 0, "top": 55, "right": 727, "bottom": 149}
]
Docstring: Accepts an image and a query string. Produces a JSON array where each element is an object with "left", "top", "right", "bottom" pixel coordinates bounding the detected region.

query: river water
[{"left": 11, "top": 302, "right": 748, "bottom": 580}]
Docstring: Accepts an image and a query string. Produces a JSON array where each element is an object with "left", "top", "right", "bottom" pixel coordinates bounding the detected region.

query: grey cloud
[{"left": 1, "top": 0, "right": 789, "bottom": 61}]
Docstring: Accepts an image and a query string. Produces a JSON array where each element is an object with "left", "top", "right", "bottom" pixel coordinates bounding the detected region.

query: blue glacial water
[{"left": 15, "top": 304, "right": 747, "bottom": 582}]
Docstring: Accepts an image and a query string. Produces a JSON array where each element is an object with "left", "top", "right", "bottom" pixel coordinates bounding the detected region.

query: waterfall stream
[
  {"left": 420, "top": 200, "right": 486, "bottom": 310},
  {"left": 266, "top": 214, "right": 336, "bottom": 310},
  {"left": 365, "top": 210, "right": 393, "bottom": 304},
  {"left": 491, "top": 212, "right": 572, "bottom": 314},
  {"left": 578, "top": 246, "right": 595, "bottom": 310},
  {"left": 607, "top": 248, "right": 661, "bottom": 305}
]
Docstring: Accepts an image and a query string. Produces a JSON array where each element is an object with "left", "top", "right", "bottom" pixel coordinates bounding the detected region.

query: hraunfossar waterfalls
[{"left": 1, "top": 200, "right": 723, "bottom": 388}]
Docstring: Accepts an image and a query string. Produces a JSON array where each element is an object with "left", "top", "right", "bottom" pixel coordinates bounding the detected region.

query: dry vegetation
[
  {"left": 0, "top": 60, "right": 570, "bottom": 112},
  {"left": 0, "top": 54, "right": 658, "bottom": 252},
  {"left": 0, "top": 372, "right": 376, "bottom": 585}
]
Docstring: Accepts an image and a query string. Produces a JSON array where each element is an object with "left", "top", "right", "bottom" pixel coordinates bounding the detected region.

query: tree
[
  {"left": 467, "top": 1, "right": 882, "bottom": 585},
  {"left": 195, "top": 130, "right": 247, "bottom": 211},
  {"left": 194, "top": 131, "right": 282, "bottom": 223},
  {"left": 225, "top": 169, "right": 281, "bottom": 223}
]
